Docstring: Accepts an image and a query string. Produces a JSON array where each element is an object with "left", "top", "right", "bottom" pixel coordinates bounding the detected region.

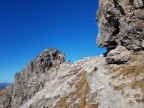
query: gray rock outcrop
[
  {"left": 96, "top": 0, "right": 144, "bottom": 51},
  {"left": 1, "top": 51, "right": 144, "bottom": 108},
  {"left": 0, "top": 48, "right": 65, "bottom": 108},
  {"left": 1, "top": 0, "right": 144, "bottom": 108}
]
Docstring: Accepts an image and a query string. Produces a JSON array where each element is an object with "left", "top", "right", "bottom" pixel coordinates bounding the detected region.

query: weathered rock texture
[
  {"left": 96, "top": 0, "right": 144, "bottom": 51},
  {"left": 0, "top": 0, "right": 144, "bottom": 108},
  {"left": 0, "top": 48, "right": 65, "bottom": 108},
  {"left": 1, "top": 49, "right": 144, "bottom": 108}
]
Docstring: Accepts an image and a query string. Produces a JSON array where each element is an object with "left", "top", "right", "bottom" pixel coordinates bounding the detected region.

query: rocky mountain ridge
[
  {"left": 0, "top": 0, "right": 144, "bottom": 108},
  {"left": 1, "top": 47, "right": 144, "bottom": 108}
]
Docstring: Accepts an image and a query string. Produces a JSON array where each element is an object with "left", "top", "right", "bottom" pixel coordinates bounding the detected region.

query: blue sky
[{"left": 0, "top": 0, "right": 106, "bottom": 83}]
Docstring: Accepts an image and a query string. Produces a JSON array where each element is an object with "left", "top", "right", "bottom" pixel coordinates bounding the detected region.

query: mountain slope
[
  {"left": 0, "top": 0, "right": 144, "bottom": 108},
  {"left": 1, "top": 48, "right": 144, "bottom": 108}
]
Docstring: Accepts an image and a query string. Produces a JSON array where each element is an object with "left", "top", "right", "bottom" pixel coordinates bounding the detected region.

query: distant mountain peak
[{"left": 0, "top": 82, "right": 11, "bottom": 90}]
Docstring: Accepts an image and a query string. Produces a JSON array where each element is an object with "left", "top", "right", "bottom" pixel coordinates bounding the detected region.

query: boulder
[{"left": 106, "top": 45, "right": 131, "bottom": 64}]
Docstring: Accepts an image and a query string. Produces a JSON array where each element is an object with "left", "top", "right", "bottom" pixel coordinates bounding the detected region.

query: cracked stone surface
[{"left": 96, "top": 0, "right": 144, "bottom": 51}]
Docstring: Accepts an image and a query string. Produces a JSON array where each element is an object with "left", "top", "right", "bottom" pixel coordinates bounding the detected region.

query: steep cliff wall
[{"left": 97, "top": 0, "right": 144, "bottom": 51}]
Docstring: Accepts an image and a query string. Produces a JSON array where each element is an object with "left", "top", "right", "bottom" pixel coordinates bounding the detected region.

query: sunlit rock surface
[
  {"left": 96, "top": 0, "right": 144, "bottom": 51},
  {"left": 1, "top": 48, "right": 144, "bottom": 108},
  {"left": 1, "top": 0, "right": 144, "bottom": 108}
]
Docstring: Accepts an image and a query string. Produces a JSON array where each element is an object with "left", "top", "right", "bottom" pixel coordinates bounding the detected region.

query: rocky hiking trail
[{"left": 0, "top": 0, "right": 144, "bottom": 107}]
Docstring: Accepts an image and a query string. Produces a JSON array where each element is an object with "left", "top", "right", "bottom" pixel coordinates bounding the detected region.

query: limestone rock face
[
  {"left": 0, "top": 46, "right": 144, "bottom": 108},
  {"left": 96, "top": 0, "right": 144, "bottom": 51},
  {"left": 1, "top": 48, "right": 144, "bottom": 108},
  {"left": 1, "top": 1, "right": 144, "bottom": 108},
  {"left": 0, "top": 48, "right": 65, "bottom": 108},
  {"left": 1, "top": 50, "right": 144, "bottom": 108}
]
